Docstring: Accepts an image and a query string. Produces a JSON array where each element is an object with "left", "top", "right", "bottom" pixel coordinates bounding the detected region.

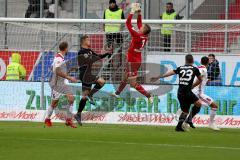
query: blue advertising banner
[{"left": 0, "top": 82, "right": 239, "bottom": 116}]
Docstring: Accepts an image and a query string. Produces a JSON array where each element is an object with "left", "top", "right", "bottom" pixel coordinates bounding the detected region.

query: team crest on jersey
[{"left": 84, "top": 53, "right": 89, "bottom": 58}]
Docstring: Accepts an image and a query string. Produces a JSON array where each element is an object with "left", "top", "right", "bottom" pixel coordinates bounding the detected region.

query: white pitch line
[{"left": 2, "top": 137, "right": 240, "bottom": 151}]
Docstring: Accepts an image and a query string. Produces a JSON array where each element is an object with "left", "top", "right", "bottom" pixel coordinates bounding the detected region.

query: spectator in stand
[
  {"left": 6, "top": 53, "right": 26, "bottom": 81},
  {"left": 45, "top": 0, "right": 55, "bottom": 18},
  {"left": 160, "top": 2, "right": 183, "bottom": 52},
  {"left": 103, "top": 0, "right": 125, "bottom": 49},
  {"left": 25, "top": 0, "right": 61, "bottom": 18},
  {"left": 207, "top": 54, "right": 222, "bottom": 86},
  {"left": 25, "top": 0, "right": 47, "bottom": 18}
]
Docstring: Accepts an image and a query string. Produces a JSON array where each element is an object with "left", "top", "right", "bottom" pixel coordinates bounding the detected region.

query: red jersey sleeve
[
  {"left": 126, "top": 14, "right": 139, "bottom": 37},
  {"left": 137, "top": 14, "right": 142, "bottom": 29}
]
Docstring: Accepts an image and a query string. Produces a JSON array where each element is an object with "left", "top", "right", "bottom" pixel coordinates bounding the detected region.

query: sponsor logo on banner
[
  {"left": 0, "top": 110, "right": 239, "bottom": 128},
  {"left": 0, "top": 81, "right": 240, "bottom": 128}
]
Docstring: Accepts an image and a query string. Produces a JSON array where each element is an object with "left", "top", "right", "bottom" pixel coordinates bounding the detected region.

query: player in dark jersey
[
  {"left": 151, "top": 54, "right": 203, "bottom": 131},
  {"left": 74, "top": 35, "right": 112, "bottom": 125}
]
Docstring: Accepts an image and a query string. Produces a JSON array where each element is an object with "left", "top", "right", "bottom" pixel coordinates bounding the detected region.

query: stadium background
[{"left": 0, "top": 0, "right": 240, "bottom": 128}]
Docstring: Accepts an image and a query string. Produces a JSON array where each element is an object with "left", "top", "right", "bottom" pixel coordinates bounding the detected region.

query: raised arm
[
  {"left": 137, "top": 12, "right": 142, "bottom": 29},
  {"left": 126, "top": 13, "right": 138, "bottom": 36}
]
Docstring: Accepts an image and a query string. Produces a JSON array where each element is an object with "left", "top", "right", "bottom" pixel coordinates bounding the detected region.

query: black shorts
[
  {"left": 177, "top": 91, "right": 199, "bottom": 113},
  {"left": 79, "top": 73, "right": 99, "bottom": 91},
  {"left": 106, "top": 33, "right": 123, "bottom": 47}
]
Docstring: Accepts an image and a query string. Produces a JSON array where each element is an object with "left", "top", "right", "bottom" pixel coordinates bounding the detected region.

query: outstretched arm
[
  {"left": 126, "top": 13, "right": 138, "bottom": 36},
  {"left": 150, "top": 70, "right": 176, "bottom": 82},
  {"left": 92, "top": 50, "right": 112, "bottom": 62},
  {"left": 137, "top": 11, "right": 142, "bottom": 29}
]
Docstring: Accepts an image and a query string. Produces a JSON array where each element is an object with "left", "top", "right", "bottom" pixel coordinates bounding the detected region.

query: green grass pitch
[{"left": 0, "top": 122, "right": 240, "bottom": 160}]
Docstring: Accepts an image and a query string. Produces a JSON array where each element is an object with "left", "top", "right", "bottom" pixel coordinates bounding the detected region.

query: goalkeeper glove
[{"left": 131, "top": 3, "right": 141, "bottom": 14}]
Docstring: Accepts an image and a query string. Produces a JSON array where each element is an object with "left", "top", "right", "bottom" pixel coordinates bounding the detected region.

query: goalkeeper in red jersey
[{"left": 111, "top": 3, "right": 153, "bottom": 102}]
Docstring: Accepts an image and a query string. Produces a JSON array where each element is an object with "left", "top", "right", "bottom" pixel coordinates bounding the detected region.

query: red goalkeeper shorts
[{"left": 126, "top": 62, "right": 141, "bottom": 77}]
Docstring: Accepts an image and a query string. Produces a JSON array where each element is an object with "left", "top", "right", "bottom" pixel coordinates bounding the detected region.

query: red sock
[
  {"left": 116, "top": 81, "right": 127, "bottom": 95},
  {"left": 134, "top": 83, "right": 151, "bottom": 98}
]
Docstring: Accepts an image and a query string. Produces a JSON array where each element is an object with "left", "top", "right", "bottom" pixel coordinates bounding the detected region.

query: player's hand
[
  {"left": 105, "top": 45, "right": 113, "bottom": 52},
  {"left": 68, "top": 76, "right": 78, "bottom": 83},
  {"left": 137, "top": 9, "right": 142, "bottom": 14},
  {"left": 150, "top": 77, "right": 160, "bottom": 83},
  {"left": 131, "top": 3, "right": 141, "bottom": 14}
]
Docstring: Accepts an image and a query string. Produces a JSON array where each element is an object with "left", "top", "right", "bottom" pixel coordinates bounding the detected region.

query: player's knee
[
  {"left": 195, "top": 101, "right": 202, "bottom": 108},
  {"left": 51, "top": 103, "right": 57, "bottom": 108},
  {"left": 211, "top": 102, "right": 218, "bottom": 109},
  {"left": 98, "top": 78, "right": 106, "bottom": 86},
  {"left": 81, "top": 96, "right": 88, "bottom": 100},
  {"left": 82, "top": 90, "right": 90, "bottom": 97},
  {"left": 51, "top": 100, "right": 58, "bottom": 108},
  {"left": 182, "top": 108, "right": 189, "bottom": 114},
  {"left": 68, "top": 95, "right": 75, "bottom": 104}
]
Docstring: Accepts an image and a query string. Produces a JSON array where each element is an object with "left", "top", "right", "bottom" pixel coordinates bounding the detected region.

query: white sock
[
  {"left": 46, "top": 106, "right": 54, "bottom": 119},
  {"left": 210, "top": 108, "right": 217, "bottom": 125},
  {"left": 66, "top": 104, "right": 73, "bottom": 119}
]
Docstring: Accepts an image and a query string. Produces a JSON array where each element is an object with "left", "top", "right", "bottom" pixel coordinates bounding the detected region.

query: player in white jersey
[
  {"left": 187, "top": 56, "right": 220, "bottom": 131},
  {"left": 45, "top": 42, "right": 78, "bottom": 128}
]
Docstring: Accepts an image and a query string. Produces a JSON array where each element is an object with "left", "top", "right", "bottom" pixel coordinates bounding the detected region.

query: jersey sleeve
[
  {"left": 54, "top": 57, "right": 64, "bottom": 68},
  {"left": 126, "top": 13, "right": 139, "bottom": 37},
  {"left": 173, "top": 67, "right": 180, "bottom": 74},
  {"left": 91, "top": 49, "right": 108, "bottom": 61},
  {"left": 137, "top": 14, "right": 142, "bottom": 29},
  {"left": 202, "top": 68, "right": 208, "bottom": 79}
]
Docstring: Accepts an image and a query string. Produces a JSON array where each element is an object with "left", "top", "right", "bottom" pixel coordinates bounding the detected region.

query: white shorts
[
  {"left": 50, "top": 85, "right": 73, "bottom": 100},
  {"left": 51, "top": 89, "right": 63, "bottom": 100},
  {"left": 193, "top": 92, "right": 214, "bottom": 106}
]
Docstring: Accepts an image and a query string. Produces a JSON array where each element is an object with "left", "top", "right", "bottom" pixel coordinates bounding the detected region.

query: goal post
[{"left": 0, "top": 18, "right": 240, "bottom": 128}]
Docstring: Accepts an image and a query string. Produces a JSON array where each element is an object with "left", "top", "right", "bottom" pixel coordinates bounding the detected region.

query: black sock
[
  {"left": 89, "top": 83, "right": 103, "bottom": 97},
  {"left": 187, "top": 106, "right": 201, "bottom": 123},
  {"left": 78, "top": 98, "right": 87, "bottom": 113},
  {"left": 177, "top": 112, "right": 188, "bottom": 128}
]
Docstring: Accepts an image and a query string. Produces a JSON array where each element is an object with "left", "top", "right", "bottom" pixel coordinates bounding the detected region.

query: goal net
[{"left": 0, "top": 18, "right": 240, "bottom": 127}]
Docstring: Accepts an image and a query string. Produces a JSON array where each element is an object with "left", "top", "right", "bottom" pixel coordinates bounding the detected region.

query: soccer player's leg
[
  {"left": 128, "top": 76, "right": 151, "bottom": 100},
  {"left": 88, "top": 77, "right": 106, "bottom": 105},
  {"left": 198, "top": 94, "right": 221, "bottom": 130},
  {"left": 113, "top": 73, "right": 128, "bottom": 97},
  {"left": 74, "top": 84, "right": 91, "bottom": 126},
  {"left": 186, "top": 93, "right": 202, "bottom": 129},
  {"left": 65, "top": 93, "right": 77, "bottom": 128},
  {"left": 128, "top": 62, "right": 152, "bottom": 102},
  {"left": 176, "top": 94, "right": 191, "bottom": 132},
  {"left": 45, "top": 89, "right": 60, "bottom": 127},
  {"left": 110, "top": 63, "right": 130, "bottom": 98}
]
